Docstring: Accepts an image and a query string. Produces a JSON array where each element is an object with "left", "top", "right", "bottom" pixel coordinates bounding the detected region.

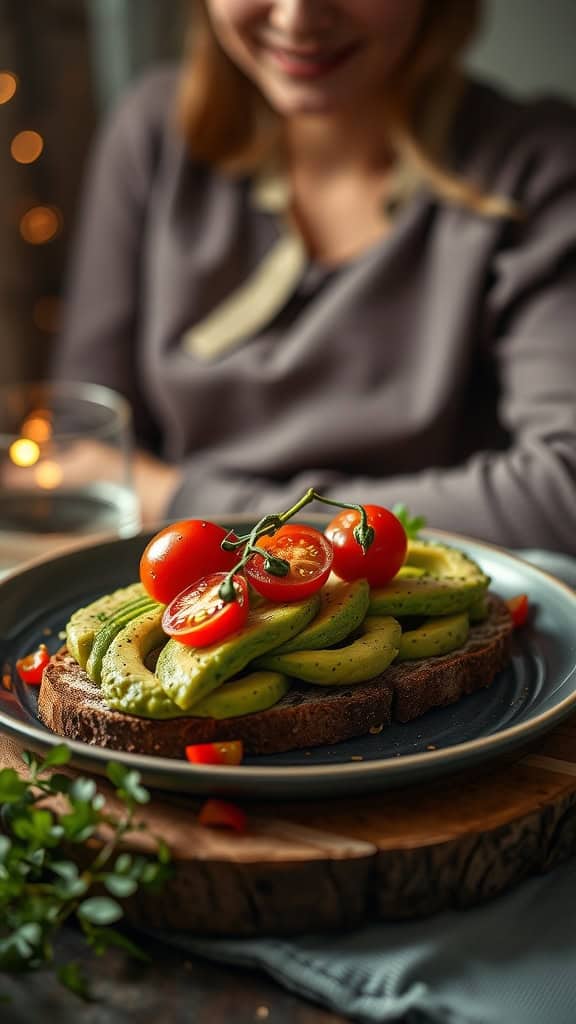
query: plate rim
[{"left": 1, "top": 525, "right": 576, "bottom": 791}]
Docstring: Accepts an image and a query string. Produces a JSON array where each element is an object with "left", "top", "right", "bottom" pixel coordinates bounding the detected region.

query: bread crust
[{"left": 37, "top": 595, "right": 513, "bottom": 756}]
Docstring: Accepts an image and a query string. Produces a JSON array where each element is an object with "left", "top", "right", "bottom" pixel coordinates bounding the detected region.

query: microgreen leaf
[
  {"left": 0, "top": 769, "right": 28, "bottom": 804},
  {"left": 102, "top": 873, "right": 138, "bottom": 898},
  {"left": 78, "top": 897, "right": 123, "bottom": 926},
  {"left": 69, "top": 777, "right": 97, "bottom": 804},
  {"left": 12, "top": 809, "right": 57, "bottom": 848},
  {"left": 45, "top": 772, "right": 72, "bottom": 795},
  {"left": 392, "top": 503, "right": 427, "bottom": 539},
  {"left": 41, "top": 745, "right": 72, "bottom": 770},
  {"left": 106, "top": 763, "right": 149, "bottom": 806}
]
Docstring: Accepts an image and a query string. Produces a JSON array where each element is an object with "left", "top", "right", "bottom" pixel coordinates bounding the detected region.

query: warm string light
[
  {"left": 0, "top": 70, "right": 18, "bottom": 104},
  {"left": 19, "top": 205, "right": 61, "bottom": 244},
  {"left": 11, "top": 129, "right": 44, "bottom": 164},
  {"left": 1, "top": 67, "right": 64, "bottom": 328}
]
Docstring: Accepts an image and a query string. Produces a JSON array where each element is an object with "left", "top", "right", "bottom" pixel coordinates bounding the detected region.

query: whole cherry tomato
[
  {"left": 245, "top": 525, "right": 333, "bottom": 602},
  {"left": 140, "top": 520, "right": 237, "bottom": 604},
  {"left": 16, "top": 644, "right": 50, "bottom": 685},
  {"left": 324, "top": 504, "right": 407, "bottom": 587},
  {"left": 162, "top": 572, "right": 249, "bottom": 647}
]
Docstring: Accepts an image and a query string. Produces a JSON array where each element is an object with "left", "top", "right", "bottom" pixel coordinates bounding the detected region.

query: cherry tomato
[
  {"left": 506, "top": 593, "right": 529, "bottom": 627},
  {"left": 324, "top": 504, "right": 407, "bottom": 587},
  {"left": 245, "top": 525, "right": 333, "bottom": 602},
  {"left": 185, "top": 740, "right": 244, "bottom": 765},
  {"left": 16, "top": 644, "right": 50, "bottom": 685},
  {"left": 162, "top": 572, "right": 249, "bottom": 647},
  {"left": 140, "top": 519, "right": 238, "bottom": 605},
  {"left": 197, "top": 799, "right": 247, "bottom": 832}
]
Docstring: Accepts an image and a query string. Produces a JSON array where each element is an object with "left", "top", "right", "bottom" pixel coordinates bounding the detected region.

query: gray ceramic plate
[{"left": 1, "top": 524, "right": 576, "bottom": 799}]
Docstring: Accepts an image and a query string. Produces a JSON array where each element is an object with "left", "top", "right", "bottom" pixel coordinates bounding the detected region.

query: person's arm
[{"left": 169, "top": 124, "right": 576, "bottom": 555}]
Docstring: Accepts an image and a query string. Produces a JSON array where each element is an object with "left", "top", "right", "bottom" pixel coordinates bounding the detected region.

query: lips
[{"left": 263, "top": 41, "right": 359, "bottom": 80}]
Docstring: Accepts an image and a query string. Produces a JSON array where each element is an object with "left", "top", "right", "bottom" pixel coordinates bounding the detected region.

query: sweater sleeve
[
  {"left": 169, "top": 108, "right": 576, "bottom": 555},
  {"left": 52, "top": 68, "right": 176, "bottom": 450}
]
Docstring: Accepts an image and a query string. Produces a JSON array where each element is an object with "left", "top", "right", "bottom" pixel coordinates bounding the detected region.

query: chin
[{"left": 264, "top": 83, "right": 343, "bottom": 118}]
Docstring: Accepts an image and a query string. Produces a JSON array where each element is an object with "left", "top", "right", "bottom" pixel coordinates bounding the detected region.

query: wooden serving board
[{"left": 3, "top": 722, "right": 576, "bottom": 936}]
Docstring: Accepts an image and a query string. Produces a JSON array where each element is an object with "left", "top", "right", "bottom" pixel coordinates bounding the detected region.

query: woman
[{"left": 54, "top": 0, "right": 576, "bottom": 552}]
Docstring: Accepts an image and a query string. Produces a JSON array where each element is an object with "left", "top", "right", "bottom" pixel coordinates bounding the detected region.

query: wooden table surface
[{"left": 2, "top": 926, "right": 348, "bottom": 1023}]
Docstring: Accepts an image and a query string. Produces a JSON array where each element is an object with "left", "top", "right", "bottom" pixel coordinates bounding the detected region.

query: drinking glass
[{"left": 0, "top": 380, "right": 141, "bottom": 575}]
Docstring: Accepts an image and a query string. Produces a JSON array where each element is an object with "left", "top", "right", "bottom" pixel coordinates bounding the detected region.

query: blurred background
[{"left": 0, "top": 0, "right": 575, "bottom": 391}]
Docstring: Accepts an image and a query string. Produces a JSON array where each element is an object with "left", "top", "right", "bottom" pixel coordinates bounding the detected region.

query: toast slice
[{"left": 37, "top": 595, "right": 513, "bottom": 756}]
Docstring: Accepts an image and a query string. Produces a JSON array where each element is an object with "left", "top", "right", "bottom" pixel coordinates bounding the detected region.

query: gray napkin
[{"left": 154, "top": 854, "right": 576, "bottom": 1023}]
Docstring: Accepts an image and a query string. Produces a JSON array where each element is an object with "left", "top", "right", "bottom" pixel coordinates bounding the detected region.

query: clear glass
[{"left": 0, "top": 380, "right": 141, "bottom": 575}]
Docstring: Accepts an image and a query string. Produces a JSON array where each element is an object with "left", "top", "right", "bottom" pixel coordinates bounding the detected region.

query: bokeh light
[
  {"left": 35, "top": 460, "right": 63, "bottom": 489},
  {"left": 11, "top": 130, "right": 44, "bottom": 164},
  {"left": 19, "top": 206, "right": 62, "bottom": 244},
  {"left": 0, "top": 71, "right": 17, "bottom": 104},
  {"left": 21, "top": 412, "right": 52, "bottom": 443},
  {"left": 9, "top": 438, "right": 40, "bottom": 467}
]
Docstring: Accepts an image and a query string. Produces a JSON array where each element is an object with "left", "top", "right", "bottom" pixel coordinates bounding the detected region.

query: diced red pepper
[
  {"left": 185, "top": 740, "right": 244, "bottom": 766},
  {"left": 197, "top": 798, "right": 247, "bottom": 832},
  {"left": 16, "top": 644, "right": 50, "bottom": 685},
  {"left": 506, "top": 593, "right": 529, "bottom": 628}
]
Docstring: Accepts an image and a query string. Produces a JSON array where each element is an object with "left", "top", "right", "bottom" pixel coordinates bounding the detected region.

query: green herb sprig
[
  {"left": 0, "top": 745, "right": 171, "bottom": 999},
  {"left": 392, "top": 503, "right": 427, "bottom": 539}
]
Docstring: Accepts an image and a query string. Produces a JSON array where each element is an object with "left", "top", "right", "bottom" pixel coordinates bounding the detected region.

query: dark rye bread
[{"left": 37, "top": 595, "right": 513, "bottom": 757}]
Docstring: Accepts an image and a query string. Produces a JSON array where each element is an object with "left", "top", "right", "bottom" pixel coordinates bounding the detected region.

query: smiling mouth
[{"left": 263, "top": 41, "right": 360, "bottom": 80}]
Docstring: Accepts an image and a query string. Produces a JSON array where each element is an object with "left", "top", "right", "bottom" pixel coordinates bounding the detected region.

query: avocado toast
[{"left": 37, "top": 538, "right": 515, "bottom": 756}]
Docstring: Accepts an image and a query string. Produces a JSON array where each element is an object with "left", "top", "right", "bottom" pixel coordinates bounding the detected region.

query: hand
[{"left": 131, "top": 448, "right": 182, "bottom": 528}]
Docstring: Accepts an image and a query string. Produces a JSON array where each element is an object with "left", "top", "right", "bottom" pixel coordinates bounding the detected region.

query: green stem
[
  {"left": 218, "top": 489, "right": 373, "bottom": 603},
  {"left": 90, "top": 813, "right": 133, "bottom": 874}
]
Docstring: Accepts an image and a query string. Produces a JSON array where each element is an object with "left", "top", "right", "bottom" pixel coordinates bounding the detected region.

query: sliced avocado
[
  {"left": 254, "top": 615, "right": 401, "bottom": 686},
  {"left": 101, "top": 607, "right": 187, "bottom": 719},
  {"left": 66, "top": 582, "right": 146, "bottom": 669},
  {"left": 156, "top": 593, "right": 320, "bottom": 711},
  {"left": 395, "top": 565, "right": 427, "bottom": 579},
  {"left": 271, "top": 577, "right": 370, "bottom": 653},
  {"left": 189, "top": 671, "right": 290, "bottom": 719},
  {"left": 369, "top": 539, "right": 489, "bottom": 617},
  {"left": 468, "top": 593, "right": 489, "bottom": 623},
  {"left": 86, "top": 595, "right": 159, "bottom": 684},
  {"left": 397, "top": 612, "right": 469, "bottom": 661}
]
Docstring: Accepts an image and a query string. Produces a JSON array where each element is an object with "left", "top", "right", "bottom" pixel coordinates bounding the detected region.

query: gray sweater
[{"left": 55, "top": 67, "right": 576, "bottom": 553}]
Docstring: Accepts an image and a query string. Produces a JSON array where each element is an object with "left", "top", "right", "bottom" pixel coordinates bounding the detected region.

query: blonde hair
[{"left": 177, "top": 0, "right": 517, "bottom": 219}]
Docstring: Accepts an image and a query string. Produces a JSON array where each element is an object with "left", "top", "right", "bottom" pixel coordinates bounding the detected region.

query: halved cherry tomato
[
  {"left": 245, "top": 525, "right": 333, "bottom": 602},
  {"left": 16, "top": 644, "right": 50, "bottom": 685},
  {"left": 140, "top": 519, "right": 237, "bottom": 604},
  {"left": 324, "top": 504, "right": 407, "bottom": 587},
  {"left": 506, "top": 593, "right": 529, "bottom": 627},
  {"left": 185, "top": 740, "right": 244, "bottom": 765},
  {"left": 162, "top": 572, "right": 249, "bottom": 647},
  {"left": 198, "top": 798, "right": 247, "bottom": 832}
]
